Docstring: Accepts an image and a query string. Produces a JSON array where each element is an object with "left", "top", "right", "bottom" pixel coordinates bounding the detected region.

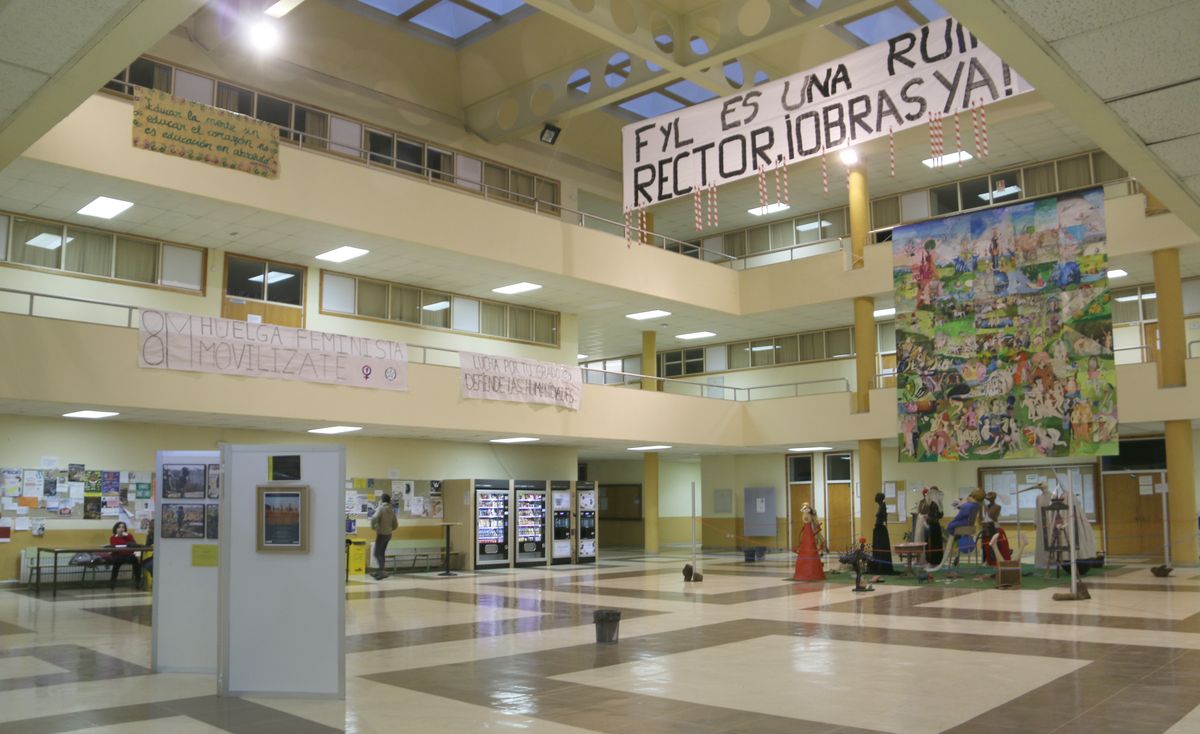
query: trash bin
[
  {"left": 346, "top": 539, "right": 368, "bottom": 576},
  {"left": 593, "top": 609, "right": 621, "bottom": 644},
  {"left": 743, "top": 548, "right": 756, "bottom": 562},
  {"left": 754, "top": 546, "right": 767, "bottom": 561}
]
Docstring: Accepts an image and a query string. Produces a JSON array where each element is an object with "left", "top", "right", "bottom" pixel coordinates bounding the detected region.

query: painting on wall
[
  {"left": 257, "top": 485, "right": 308, "bottom": 552},
  {"left": 162, "top": 465, "right": 206, "bottom": 500},
  {"left": 161, "top": 503, "right": 206, "bottom": 539},
  {"left": 893, "top": 188, "right": 1117, "bottom": 462}
]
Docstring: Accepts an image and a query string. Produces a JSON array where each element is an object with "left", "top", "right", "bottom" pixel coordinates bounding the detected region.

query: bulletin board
[
  {"left": 978, "top": 463, "right": 1099, "bottom": 522},
  {"left": 0, "top": 463, "right": 155, "bottom": 541},
  {"left": 882, "top": 480, "right": 907, "bottom": 522},
  {"left": 343, "top": 478, "right": 443, "bottom": 521}
]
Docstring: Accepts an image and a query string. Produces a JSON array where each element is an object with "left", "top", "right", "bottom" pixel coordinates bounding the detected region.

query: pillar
[
  {"left": 1165, "top": 421, "right": 1197, "bottom": 564},
  {"left": 641, "top": 330, "right": 657, "bottom": 391},
  {"left": 643, "top": 451, "right": 660, "bottom": 554},
  {"left": 847, "top": 154, "right": 882, "bottom": 536},
  {"left": 1153, "top": 248, "right": 1186, "bottom": 388}
]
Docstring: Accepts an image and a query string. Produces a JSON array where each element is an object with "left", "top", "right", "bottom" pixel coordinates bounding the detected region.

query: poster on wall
[
  {"left": 257, "top": 486, "right": 308, "bottom": 552},
  {"left": 894, "top": 188, "right": 1117, "bottom": 461},
  {"left": 161, "top": 503, "right": 206, "bottom": 539},
  {"left": 162, "top": 464, "right": 206, "bottom": 499}
]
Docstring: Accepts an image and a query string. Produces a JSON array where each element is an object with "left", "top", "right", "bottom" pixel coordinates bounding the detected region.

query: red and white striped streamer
[
  {"left": 971, "top": 101, "right": 981, "bottom": 159},
  {"left": 889, "top": 128, "right": 895, "bottom": 177},
  {"left": 638, "top": 206, "right": 647, "bottom": 243},
  {"left": 928, "top": 113, "right": 936, "bottom": 164},
  {"left": 979, "top": 99, "right": 989, "bottom": 158},
  {"left": 624, "top": 206, "right": 632, "bottom": 248},
  {"left": 954, "top": 111, "right": 962, "bottom": 167},
  {"left": 707, "top": 182, "right": 718, "bottom": 228},
  {"left": 776, "top": 159, "right": 789, "bottom": 206},
  {"left": 821, "top": 148, "right": 829, "bottom": 195},
  {"left": 936, "top": 113, "right": 945, "bottom": 162},
  {"left": 757, "top": 165, "right": 768, "bottom": 207},
  {"left": 693, "top": 186, "right": 702, "bottom": 231}
]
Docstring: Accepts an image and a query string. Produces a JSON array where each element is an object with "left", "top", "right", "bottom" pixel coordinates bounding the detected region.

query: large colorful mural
[{"left": 894, "top": 188, "right": 1117, "bottom": 462}]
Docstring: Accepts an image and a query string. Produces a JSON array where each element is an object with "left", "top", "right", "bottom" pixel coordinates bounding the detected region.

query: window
[
  {"left": 427, "top": 147, "right": 453, "bottom": 181},
  {"left": 770, "top": 220, "right": 794, "bottom": 250},
  {"left": 788, "top": 455, "right": 813, "bottom": 483},
  {"left": 366, "top": 130, "right": 394, "bottom": 165},
  {"left": 958, "top": 176, "right": 990, "bottom": 210},
  {"left": 390, "top": 285, "right": 420, "bottom": 323},
  {"left": 746, "top": 225, "right": 770, "bottom": 254},
  {"left": 775, "top": 334, "right": 799, "bottom": 364},
  {"left": 421, "top": 290, "right": 452, "bottom": 328},
  {"left": 216, "top": 82, "right": 254, "bottom": 115},
  {"left": 508, "top": 304, "right": 532, "bottom": 340},
  {"left": 484, "top": 163, "right": 508, "bottom": 197},
  {"left": 226, "top": 256, "right": 264, "bottom": 300},
  {"left": 396, "top": 137, "right": 424, "bottom": 174},
  {"left": 1057, "top": 154, "right": 1092, "bottom": 190},
  {"left": 63, "top": 227, "right": 114, "bottom": 277},
  {"left": 357, "top": 279, "right": 389, "bottom": 319},
  {"left": 871, "top": 196, "right": 900, "bottom": 229},
  {"left": 254, "top": 95, "right": 293, "bottom": 138},
  {"left": 510, "top": 170, "right": 535, "bottom": 205},
  {"left": 265, "top": 263, "right": 303, "bottom": 305},
  {"left": 1023, "top": 162, "right": 1056, "bottom": 197},
  {"left": 823, "top": 208, "right": 848, "bottom": 239},
  {"left": 481, "top": 301, "right": 507, "bottom": 336},
  {"left": 225, "top": 256, "right": 304, "bottom": 305},
  {"left": 723, "top": 231, "right": 746, "bottom": 258},
  {"left": 534, "top": 310, "right": 557, "bottom": 344},
  {"left": 749, "top": 339, "right": 775, "bottom": 367},
  {"left": 9, "top": 218, "right": 63, "bottom": 269},
  {"left": 1092, "top": 151, "right": 1126, "bottom": 183},
  {"left": 826, "top": 453, "right": 852, "bottom": 482},
  {"left": 987, "top": 170, "right": 1022, "bottom": 204},
  {"left": 797, "top": 332, "right": 823, "bottom": 362},
  {"left": 727, "top": 342, "right": 750, "bottom": 369},
  {"left": 536, "top": 178, "right": 560, "bottom": 214},
  {"left": 825, "top": 327, "right": 853, "bottom": 358},
  {"left": 128, "top": 58, "right": 171, "bottom": 92},
  {"left": 662, "top": 349, "right": 704, "bottom": 376},
  {"left": 931, "top": 183, "right": 959, "bottom": 215},
  {"left": 294, "top": 107, "right": 329, "bottom": 149}
]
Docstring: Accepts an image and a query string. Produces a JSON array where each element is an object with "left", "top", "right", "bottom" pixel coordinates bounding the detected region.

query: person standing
[
  {"left": 370, "top": 494, "right": 398, "bottom": 580},
  {"left": 108, "top": 521, "right": 142, "bottom": 590}
]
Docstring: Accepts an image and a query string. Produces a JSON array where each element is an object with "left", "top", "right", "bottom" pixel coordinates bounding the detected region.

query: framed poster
[
  {"left": 162, "top": 464, "right": 207, "bottom": 499},
  {"left": 206, "top": 464, "right": 221, "bottom": 499},
  {"left": 257, "top": 485, "right": 308, "bottom": 553},
  {"left": 161, "top": 503, "right": 206, "bottom": 539}
]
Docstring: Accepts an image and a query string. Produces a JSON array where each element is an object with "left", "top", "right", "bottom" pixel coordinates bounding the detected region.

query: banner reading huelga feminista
[
  {"left": 138, "top": 310, "right": 408, "bottom": 391},
  {"left": 622, "top": 18, "right": 1032, "bottom": 209},
  {"left": 460, "top": 352, "right": 581, "bottom": 410}
]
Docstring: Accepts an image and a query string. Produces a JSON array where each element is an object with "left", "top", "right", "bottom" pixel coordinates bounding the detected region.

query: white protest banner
[
  {"left": 460, "top": 352, "right": 581, "bottom": 410},
  {"left": 622, "top": 17, "right": 1032, "bottom": 208},
  {"left": 138, "top": 309, "right": 408, "bottom": 391}
]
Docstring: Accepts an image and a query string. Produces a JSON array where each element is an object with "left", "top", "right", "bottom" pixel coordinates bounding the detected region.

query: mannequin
[
  {"left": 980, "top": 492, "right": 1012, "bottom": 567},
  {"left": 870, "top": 492, "right": 896, "bottom": 574},
  {"left": 792, "top": 503, "right": 826, "bottom": 581},
  {"left": 940, "top": 488, "right": 984, "bottom": 569},
  {"left": 925, "top": 486, "right": 945, "bottom": 567},
  {"left": 912, "top": 489, "right": 929, "bottom": 562}
]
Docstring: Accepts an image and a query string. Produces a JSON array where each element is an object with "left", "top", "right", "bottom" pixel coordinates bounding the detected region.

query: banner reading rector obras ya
[{"left": 621, "top": 18, "right": 1032, "bottom": 209}]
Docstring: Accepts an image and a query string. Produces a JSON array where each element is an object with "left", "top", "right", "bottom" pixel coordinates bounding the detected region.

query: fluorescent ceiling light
[
  {"left": 315, "top": 246, "right": 369, "bottom": 263},
  {"left": 1115, "top": 293, "right": 1156, "bottom": 302},
  {"left": 422, "top": 300, "right": 450, "bottom": 311},
  {"left": 308, "top": 425, "right": 361, "bottom": 435},
  {"left": 1108, "top": 268, "right": 1128, "bottom": 279},
  {"left": 839, "top": 148, "right": 859, "bottom": 165},
  {"left": 492, "top": 281, "right": 542, "bottom": 295},
  {"left": 25, "top": 233, "right": 73, "bottom": 249},
  {"left": 677, "top": 331, "right": 716, "bottom": 340},
  {"left": 62, "top": 410, "right": 119, "bottom": 419},
  {"left": 77, "top": 196, "right": 133, "bottom": 219},
  {"left": 789, "top": 446, "right": 832, "bottom": 452},
  {"left": 921, "top": 150, "right": 973, "bottom": 168},
  {"left": 873, "top": 307, "right": 896, "bottom": 319},
  {"left": 979, "top": 185, "right": 1021, "bottom": 202},
  {"left": 577, "top": 354, "right": 588, "bottom": 360},
  {"left": 747, "top": 203, "right": 791, "bottom": 216},
  {"left": 247, "top": 19, "right": 281, "bottom": 52},
  {"left": 490, "top": 437, "right": 540, "bottom": 444},
  {"left": 796, "top": 220, "right": 831, "bottom": 232},
  {"left": 264, "top": 0, "right": 306, "bottom": 17},
  {"left": 628, "top": 445, "right": 671, "bottom": 451},
  {"left": 249, "top": 271, "right": 294, "bottom": 284},
  {"left": 626, "top": 309, "right": 671, "bottom": 320}
]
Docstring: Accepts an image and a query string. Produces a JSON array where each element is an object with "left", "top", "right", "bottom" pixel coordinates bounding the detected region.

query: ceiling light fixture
[
  {"left": 922, "top": 150, "right": 973, "bottom": 168},
  {"left": 77, "top": 196, "right": 134, "bottom": 219},
  {"left": 747, "top": 203, "right": 791, "bottom": 216},
  {"left": 248, "top": 271, "right": 294, "bottom": 284},
  {"left": 1108, "top": 268, "right": 1128, "bottom": 279},
  {"left": 62, "top": 410, "right": 119, "bottom": 419},
  {"left": 25, "top": 233, "right": 73, "bottom": 250},
  {"left": 422, "top": 300, "right": 450, "bottom": 311},
  {"left": 873, "top": 307, "right": 896, "bottom": 319},
  {"left": 626, "top": 309, "right": 671, "bottom": 320},
  {"left": 796, "top": 220, "right": 831, "bottom": 232},
  {"left": 315, "top": 246, "right": 369, "bottom": 263},
  {"left": 839, "top": 148, "right": 859, "bottom": 165},
  {"left": 788, "top": 446, "right": 832, "bottom": 452},
  {"left": 264, "top": 0, "right": 306, "bottom": 17},
  {"left": 539, "top": 123, "right": 562, "bottom": 145},
  {"left": 676, "top": 331, "right": 716, "bottom": 340},
  {"left": 492, "top": 282, "right": 542, "bottom": 295},
  {"left": 490, "top": 437, "right": 540, "bottom": 444},
  {"left": 307, "top": 425, "right": 362, "bottom": 435},
  {"left": 247, "top": 19, "right": 281, "bottom": 53},
  {"left": 628, "top": 445, "right": 671, "bottom": 451}
]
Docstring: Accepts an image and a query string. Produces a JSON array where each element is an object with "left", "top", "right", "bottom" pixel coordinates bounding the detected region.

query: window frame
[{"left": 222, "top": 252, "right": 306, "bottom": 309}]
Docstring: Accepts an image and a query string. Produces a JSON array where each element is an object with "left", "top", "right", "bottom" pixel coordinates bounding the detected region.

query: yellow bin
[{"left": 346, "top": 538, "right": 368, "bottom": 576}]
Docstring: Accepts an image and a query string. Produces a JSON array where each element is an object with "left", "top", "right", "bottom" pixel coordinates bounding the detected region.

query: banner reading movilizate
[
  {"left": 138, "top": 310, "right": 408, "bottom": 391},
  {"left": 460, "top": 352, "right": 582, "bottom": 410},
  {"left": 621, "top": 17, "right": 1032, "bottom": 209}
]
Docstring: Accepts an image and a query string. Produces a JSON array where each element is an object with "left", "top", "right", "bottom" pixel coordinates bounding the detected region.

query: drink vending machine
[
  {"left": 575, "top": 481, "right": 597, "bottom": 563},
  {"left": 474, "top": 479, "right": 513, "bottom": 569},
  {"left": 550, "top": 481, "right": 573, "bottom": 565},
  {"left": 513, "top": 480, "right": 548, "bottom": 566}
]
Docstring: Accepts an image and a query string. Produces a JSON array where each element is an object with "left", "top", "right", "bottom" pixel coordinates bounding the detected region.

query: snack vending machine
[
  {"left": 550, "top": 481, "right": 573, "bottom": 565},
  {"left": 575, "top": 481, "right": 597, "bottom": 563},
  {"left": 474, "top": 480, "right": 513, "bottom": 569},
  {"left": 514, "top": 480, "right": 548, "bottom": 566}
]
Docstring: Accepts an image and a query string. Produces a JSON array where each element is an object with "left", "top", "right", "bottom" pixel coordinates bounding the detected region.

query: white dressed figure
[{"left": 1066, "top": 486, "right": 1098, "bottom": 561}]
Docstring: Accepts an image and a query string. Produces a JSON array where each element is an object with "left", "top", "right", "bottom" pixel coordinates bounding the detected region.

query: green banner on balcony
[{"left": 131, "top": 86, "right": 279, "bottom": 179}]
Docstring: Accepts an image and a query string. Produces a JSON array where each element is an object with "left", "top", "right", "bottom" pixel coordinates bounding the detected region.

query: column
[
  {"left": 847, "top": 152, "right": 882, "bottom": 537},
  {"left": 641, "top": 330, "right": 657, "bottom": 391},
  {"left": 643, "top": 451, "right": 660, "bottom": 554},
  {"left": 1155, "top": 248, "right": 1195, "bottom": 564}
]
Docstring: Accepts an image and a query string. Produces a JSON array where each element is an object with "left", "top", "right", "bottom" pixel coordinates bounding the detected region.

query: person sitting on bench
[{"left": 108, "top": 521, "right": 142, "bottom": 590}]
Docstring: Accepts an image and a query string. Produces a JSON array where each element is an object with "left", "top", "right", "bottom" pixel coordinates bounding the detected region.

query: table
[
  {"left": 438, "top": 522, "right": 461, "bottom": 577},
  {"left": 34, "top": 546, "right": 153, "bottom": 598},
  {"left": 893, "top": 542, "right": 927, "bottom": 576}
]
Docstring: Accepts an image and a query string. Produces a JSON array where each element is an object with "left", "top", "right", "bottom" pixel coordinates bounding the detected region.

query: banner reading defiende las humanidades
[
  {"left": 138, "top": 310, "right": 408, "bottom": 391},
  {"left": 621, "top": 17, "right": 1032, "bottom": 209},
  {"left": 893, "top": 188, "right": 1117, "bottom": 462},
  {"left": 460, "top": 352, "right": 582, "bottom": 410}
]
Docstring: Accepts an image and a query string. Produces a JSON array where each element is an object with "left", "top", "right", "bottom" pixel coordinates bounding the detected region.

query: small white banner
[
  {"left": 459, "top": 352, "right": 581, "bottom": 410},
  {"left": 138, "top": 309, "right": 408, "bottom": 391}
]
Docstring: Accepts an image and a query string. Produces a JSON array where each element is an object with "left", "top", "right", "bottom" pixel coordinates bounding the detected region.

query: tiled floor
[{"left": 2, "top": 551, "right": 1200, "bottom": 733}]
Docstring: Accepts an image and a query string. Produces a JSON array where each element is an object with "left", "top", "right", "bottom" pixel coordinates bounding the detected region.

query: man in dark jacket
[{"left": 370, "top": 495, "right": 398, "bottom": 580}]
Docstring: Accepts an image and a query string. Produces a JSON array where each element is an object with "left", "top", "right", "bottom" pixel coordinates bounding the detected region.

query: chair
[{"left": 931, "top": 502, "right": 982, "bottom": 572}]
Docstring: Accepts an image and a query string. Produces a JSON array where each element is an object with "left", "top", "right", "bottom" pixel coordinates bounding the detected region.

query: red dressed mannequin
[{"left": 793, "top": 503, "right": 826, "bottom": 581}]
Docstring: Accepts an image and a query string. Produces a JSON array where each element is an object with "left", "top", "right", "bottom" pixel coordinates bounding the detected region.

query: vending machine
[
  {"left": 514, "top": 480, "right": 548, "bottom": 566},
  {"left": 550, "top": 481, "right": 573, "bottom": 565},
  {"left": 575, "top": 481, "right": 597, "bottom": 563},
  {"left": 474, "top": 480, "right": 513, "bottom": 569}
]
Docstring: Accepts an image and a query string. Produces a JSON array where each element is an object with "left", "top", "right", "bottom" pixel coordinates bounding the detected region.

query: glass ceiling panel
[
  {"left": 619, "top": 92, "right": 685, "bottom": 119},
  {"left": 354, "top": 0, "right": 529, "bottom": 45},
  {"left": 471, "top": 0, "right": 524, "bottom": 13},
  {"left": 664, "top": 80, "right": 717, "bottom": 104},
  {"left": 357, "top": 0, "right": 425, "bottom": 14},
  {"left": 910, "top": 0, "right": 948, "bottom": 20},
  {"left": 843, "top": 6, "right": 919, "bottom": 45},
  {"left": 410, "top": 1, "right": 491, "bottom": 39}
]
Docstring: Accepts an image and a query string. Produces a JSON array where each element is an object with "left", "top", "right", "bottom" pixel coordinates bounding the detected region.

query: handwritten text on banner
[
  {"left": 132, "top": 86, "right": 280, "bottom": 179},
  {"left": 622, "top": 18, "right": 1032, "bottom": 208},
  {"left": 138, "top": 310, "right": 408, "bottom": 391},
  {"left": 460, "top": 352, "right": 581, "bottom": 410}
]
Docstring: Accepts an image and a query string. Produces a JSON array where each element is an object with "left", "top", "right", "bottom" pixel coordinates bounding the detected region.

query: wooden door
[
  {"left": 1102, "top": 473, "right": 1165, "bottom": 557},
  {"left": 788, "top": 483, "right": 813, "bottom": 549},
  {"left": 1143, "top": 323, "right": 1159, "bottom": 364},
  {"left": 880, "top": 353, "right": 897, "bottom": 388},
  {"left": 826, "top": 484, "right": 853, "bottom": 552}
]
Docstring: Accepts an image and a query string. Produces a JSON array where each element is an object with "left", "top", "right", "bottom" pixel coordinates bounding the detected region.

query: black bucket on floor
[
  {"left": 593, "top": 609, "right": 621, "bottom": 643},
  {"left": 755, "top": 546, "right": 767, "bottom": 561},
  {"left": 743, "top": 549, "right": 756, "bottom": 562}
]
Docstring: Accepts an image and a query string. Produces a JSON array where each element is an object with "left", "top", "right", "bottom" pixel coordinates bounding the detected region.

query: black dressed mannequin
[
  {"left": 926, "top": 486, "right": 945, "bottom": 567},
  {"left": 870, "top": 492, "right": 896, "bottom": 574}
]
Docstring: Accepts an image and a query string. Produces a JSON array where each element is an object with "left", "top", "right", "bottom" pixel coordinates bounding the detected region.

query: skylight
[
  {"left": 619, "top": 92, "right": 685, "bottom": 118},
  {"left": 842, "top": 6, "right": 920, "bottom": 45},
  {"left": 910, "top": 0, "right": 948, "bottom": 20},
  {"left": 663, "top": 80, "right": 717, "bottom": 104},
  {"left": 355, "top": 0, "right": 528, "bottom": 45}
]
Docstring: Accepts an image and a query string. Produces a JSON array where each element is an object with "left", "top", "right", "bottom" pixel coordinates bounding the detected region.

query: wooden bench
[{"left": 377, "top": 540, "right": 462, "bottom": 573}]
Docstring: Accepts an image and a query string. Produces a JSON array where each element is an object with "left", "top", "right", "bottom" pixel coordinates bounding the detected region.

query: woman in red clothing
[{"left": 108, "top": 521, "right": 143, "bottom": 590}]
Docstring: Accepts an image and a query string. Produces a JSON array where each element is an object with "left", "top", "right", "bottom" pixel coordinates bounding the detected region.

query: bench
[{"left": 375, "top": 540, "right": 462, "bottom": 573}]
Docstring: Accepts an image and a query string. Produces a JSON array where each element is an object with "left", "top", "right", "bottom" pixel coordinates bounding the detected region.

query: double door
[{"left": 1103, "top": 472, "right": 1166, "bottom": 557}]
